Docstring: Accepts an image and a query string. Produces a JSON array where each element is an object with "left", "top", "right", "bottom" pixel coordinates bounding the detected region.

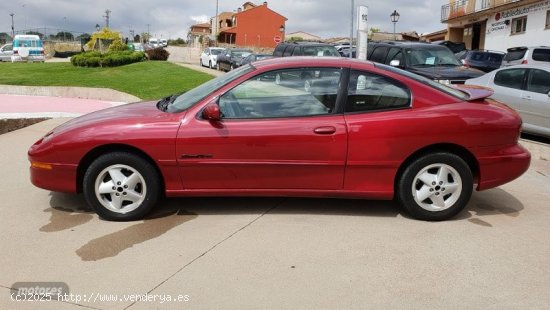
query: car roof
[
  {"left": 494, "top": 64, "right": 550, "bottom": 71},
  {"left": 250, "top": 56, "right": 375, "bottom": 70},
  {"left": 278, "top": 42, "right": 334, "bottom": 46}
]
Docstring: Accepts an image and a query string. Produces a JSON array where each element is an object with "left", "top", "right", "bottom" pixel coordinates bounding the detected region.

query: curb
[{"left": 0, "top": 85, "right": 141, "bottom": 103}]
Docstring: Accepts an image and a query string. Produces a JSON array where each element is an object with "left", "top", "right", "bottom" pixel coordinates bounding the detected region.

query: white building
[{"left": 441, "top": 0, "right": 550, "bottom": 52}]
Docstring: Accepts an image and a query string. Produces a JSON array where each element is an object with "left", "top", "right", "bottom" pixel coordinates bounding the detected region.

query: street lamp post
[
  {"left": 63, "top": 17, "right": 67, "bottom": 41},
  {"left": 390, "top": 10, "right": 400, "bottom": 41},
  {"left": 10, "top": 13, "right": 15, "bottom": 39}
]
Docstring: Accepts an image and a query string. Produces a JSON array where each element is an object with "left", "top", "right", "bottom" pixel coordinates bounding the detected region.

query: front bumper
[{"left": 29, "top": 162, "right": 78, "bottom": 193}]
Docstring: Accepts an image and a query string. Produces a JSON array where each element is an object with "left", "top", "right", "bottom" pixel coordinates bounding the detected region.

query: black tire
[
  {"left": 209, "top": 61, "right": 212, "bottom": 69},
  {"left": 217, "top": 63, "right": 221, "bottom": 71},
  {"left": 396, "top": 152, "right": 473, "bottom": 221},
  {"left": 230, "top": 64, "right": 235, "bottom": 71},
  {"left": 83, "top": 152, "right": 161, "bottom": 221}
]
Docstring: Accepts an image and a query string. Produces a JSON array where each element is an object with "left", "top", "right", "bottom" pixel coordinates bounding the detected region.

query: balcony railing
[{"left": 441, "top": 0, "right": 519, "bottom": 22}]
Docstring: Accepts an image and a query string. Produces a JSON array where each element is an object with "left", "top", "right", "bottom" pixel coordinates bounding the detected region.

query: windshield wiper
[{"left": 157, "top": 93, "right": 181, "bottom": 112}]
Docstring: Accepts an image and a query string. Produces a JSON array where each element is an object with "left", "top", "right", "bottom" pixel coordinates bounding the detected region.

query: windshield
[
  {"left": 167, "top": 65, "right": 255, "bottom": 113},
  {"left": 232, "top": 50, "right": 252, "bottom": 58},
  {"left": 375, "top": 63, "right": 469, "bottom": 100},
  {"left": 405, "top": 46, "right": 460, "bottom": 67},
  {"left": 211, "top": 49, "right": 223, "bottom": 55}
]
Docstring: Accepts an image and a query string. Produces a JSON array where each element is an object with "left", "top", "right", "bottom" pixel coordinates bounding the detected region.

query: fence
[{"left": 0, "top": 27, "right": 92, "bottom": 44}]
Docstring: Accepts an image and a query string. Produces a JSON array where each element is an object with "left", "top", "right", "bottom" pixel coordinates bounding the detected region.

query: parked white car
[
  {"left": 466, "top": 64, "right": 550, "bottom": 138},
  {"left": 160, "top": 39, "right": 168, "bottom": 47},
  {"left": 0, "top": 43, "right": 13, "bottom": 61},
  {"left": 200, "top": 47, "right": 225, "bottom": 69},
  {"left": 11, "top": 34, "right": 45, "bottom": 62},
  {"left": 502, "top": 46, "right": 550, "bottom": 67}
]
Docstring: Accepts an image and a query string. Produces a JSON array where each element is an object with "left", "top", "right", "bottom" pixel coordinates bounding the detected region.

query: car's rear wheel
[
  {"left": 209, "top": 61, "right": 212, "bottom": 69},
  {"left": 83, "top": 152, "right": 160, "bottom": 221},
  {"left": 217, "top": 63, "right": 221, "bottom": 71},
  {"left": 397, "top": 152, "right": 473, "bottom": 221}
]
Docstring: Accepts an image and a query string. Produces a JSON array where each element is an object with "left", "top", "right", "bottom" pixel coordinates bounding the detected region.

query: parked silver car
[
  {"left": 466, "top": 64, "right": 550, "bottom": 138},
  {"left": 0, "top": 43, "right": 13, "bottom": 61}
]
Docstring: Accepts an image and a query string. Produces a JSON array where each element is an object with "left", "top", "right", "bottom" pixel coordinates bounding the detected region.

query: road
[{"left": 0, "top": 118, "right": 549, "bottom": 309}]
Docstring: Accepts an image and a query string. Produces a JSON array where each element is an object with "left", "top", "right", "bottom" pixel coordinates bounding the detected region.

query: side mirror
[
  {"left": 389, "top": 59, "right": 400, "bottom": 67},
  {"left": 202, "top": 104, "right": 221, "bottom": 121}
]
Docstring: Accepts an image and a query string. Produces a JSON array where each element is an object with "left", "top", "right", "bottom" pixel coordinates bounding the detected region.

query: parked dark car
[
  {"left": 339, "top": 47, "right": 356, "bottom": 58},
  {"left": 273, "top": 42, "right": 340, "bottom": 57},
  {"left": 216, "top": 48, "right": 253, "bottom": 71},
  {"left": 432, "top": 40, "right": 466, "bottom": 54},
  {"left": 367, "top": 41, "right": 484, "bottom": 84},
  {"left": 237, "top": 53, "right": 273, "bottom": 67},
  {"left": 455, "top": 50, "right": 505, "bottom": 72}
]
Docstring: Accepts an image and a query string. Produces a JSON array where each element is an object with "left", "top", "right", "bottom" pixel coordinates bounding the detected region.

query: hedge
[{"left": 71, "top": 51, "right": 146, "bottom": 67}]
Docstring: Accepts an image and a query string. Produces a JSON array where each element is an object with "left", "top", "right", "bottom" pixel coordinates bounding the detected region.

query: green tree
[
  {"left": 368, "top": 27, "right": 380, "bottom": 40},
  {"left": 86, "top": 28, "right": 123, "bottom": 51}
]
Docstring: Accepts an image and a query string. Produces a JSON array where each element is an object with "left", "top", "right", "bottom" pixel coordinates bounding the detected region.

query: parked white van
[
  {"left": 149, "top": 38, "right": 160, "bottom": 48},
  {"left": 12, "top": 34, "right": 45, "bottom": 62}
]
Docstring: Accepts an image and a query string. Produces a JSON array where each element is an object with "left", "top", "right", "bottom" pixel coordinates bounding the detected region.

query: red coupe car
[{"left": 28, "top": 57, "right": 530, "bottom": 221}]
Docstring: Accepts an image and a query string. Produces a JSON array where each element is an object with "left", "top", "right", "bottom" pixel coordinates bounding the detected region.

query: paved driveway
[{"left": 1, "top": 119, "right": 549, "bottom": 309}]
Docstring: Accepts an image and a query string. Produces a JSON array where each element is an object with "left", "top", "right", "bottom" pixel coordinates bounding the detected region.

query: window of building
[
  {"left": 511, "top": 16, "right": 527, "bottom": 35},
  {"left": 546, "top": 10, "right": 550, "bottom": 29},
  {"left": 346, "top": 70, "right": 411, "bottom": 113}
]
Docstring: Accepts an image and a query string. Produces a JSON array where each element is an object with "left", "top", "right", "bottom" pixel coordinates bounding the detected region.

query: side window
[
  {"left": 369, "top": 46, "right": 388, "bottom": 63},
  {"left": 346, "top": 70, "right": 411, "bottom": 113},
  {"left": 219, "top": 68, "right": 342, "bottom": 119},
  {"left": 385, "top": 47, "right": 403, "bottom": 65},
  {"left": 283, "top": 46, "right": 294, "bottom": 57},
  {"left": 292, "top": 47, "right": 303, "bottom": 56},
  {"left": 494, "top": 68, "right": 526, "bottom": 90},
  {"left": 527, "top": 69, "right": 550, "bottom": 94}
]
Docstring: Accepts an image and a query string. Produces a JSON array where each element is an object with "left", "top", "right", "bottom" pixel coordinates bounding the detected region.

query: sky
[{"left": 1, "top": 0, "right": 447, "bottom": 39}]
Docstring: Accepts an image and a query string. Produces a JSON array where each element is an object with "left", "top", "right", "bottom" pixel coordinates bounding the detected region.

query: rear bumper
[
  {"left": 11, "top": 55, "right": 45, "bottom": 62},
  {"left": 475, "top": 144, "right": 531, "bottom": 190}
]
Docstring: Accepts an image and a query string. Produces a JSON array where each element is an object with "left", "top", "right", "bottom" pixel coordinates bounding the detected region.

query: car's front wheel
[
  {"left": 83, "top": 152, "right": 160, "bottom": 221},
  {"left": 397, "top": 152, "right": 473, "bottom": 221},
  {"left": 209, "top": 60, "right": 212, "bottom": 69}
]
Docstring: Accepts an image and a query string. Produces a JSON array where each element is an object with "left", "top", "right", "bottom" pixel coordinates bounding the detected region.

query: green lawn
[{"left": 0, "top": 61, "right": 214, "bottom": 100}]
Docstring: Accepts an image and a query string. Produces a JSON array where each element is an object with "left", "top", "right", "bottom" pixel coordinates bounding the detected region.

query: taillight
[
  {"left": 41, "top": 51, "right": 45, "bottom": 55},
  {"left": 14, "top": 50, "right": 18, "bottom": 55},
  {"left": 521, "top": 60, "right": 528, "bottom": 64},
  {"left": 461, "top": 59, "right": 469, "bottom": 67}
]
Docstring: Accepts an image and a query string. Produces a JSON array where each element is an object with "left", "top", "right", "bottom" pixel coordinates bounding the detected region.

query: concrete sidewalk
[{"left": 0, "top": 94, "right": 127, "bottom": 119}]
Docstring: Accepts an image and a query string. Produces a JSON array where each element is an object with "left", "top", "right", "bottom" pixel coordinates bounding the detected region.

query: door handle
[
  {"left": 522, "top": 96, "right": 531, "bottom": 100},
  {"left": 313, "top": 126, "right": 337, "bottom": 135}
]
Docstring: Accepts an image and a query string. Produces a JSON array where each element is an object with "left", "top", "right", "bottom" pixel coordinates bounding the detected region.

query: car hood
[
  {"left": 408, "top": 66, "right": 484, "bottom": 80},
  {"left": 49, "top": 101, "right": 178, "bottom": 137}
]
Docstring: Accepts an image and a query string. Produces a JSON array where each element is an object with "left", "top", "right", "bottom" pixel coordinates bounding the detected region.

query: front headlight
[{"left": 436, "top": 79, "right": 451, "bottom": 85}]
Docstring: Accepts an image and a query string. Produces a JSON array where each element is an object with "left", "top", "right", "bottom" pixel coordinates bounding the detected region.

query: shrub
[
  {"left": 71, "top": 51, "right": 145, "bottom": 67},
  {"left": 108, "top": 39, "right": 129, "bottom": 52},
  {"left": 145, "top": 48, "right": 170, "bottom": 61}
]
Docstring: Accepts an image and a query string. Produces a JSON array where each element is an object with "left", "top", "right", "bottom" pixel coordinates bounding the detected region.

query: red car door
[{"left": 176, "top": 67, "right": 347, "bottom": 190}]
